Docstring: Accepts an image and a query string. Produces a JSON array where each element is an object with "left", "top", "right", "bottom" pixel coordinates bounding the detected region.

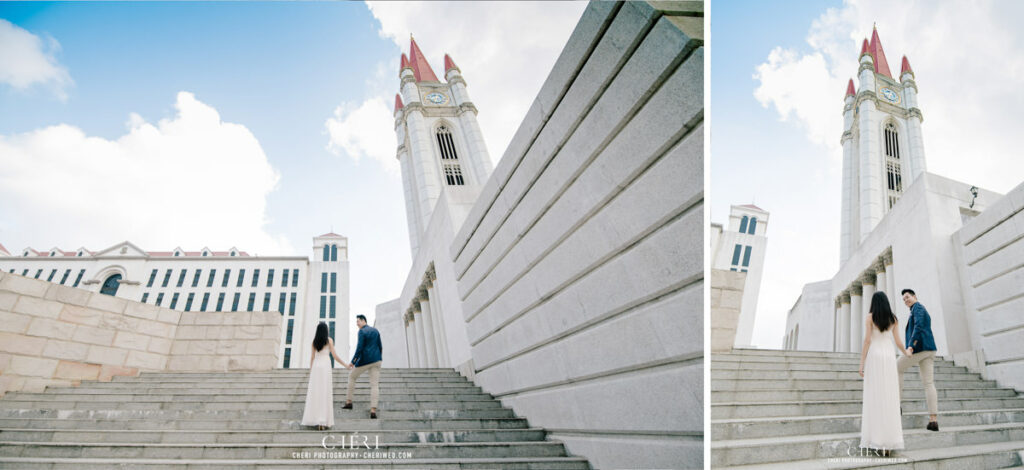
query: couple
[
  {"left": 300, "top": 315, "right": 383, "bottom": 430},
  {"left": 857, "top": 288, "right": 939, "bottom": 455}
]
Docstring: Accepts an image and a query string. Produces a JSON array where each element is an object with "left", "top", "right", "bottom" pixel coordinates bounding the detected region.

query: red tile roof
[
  {"left": 408, "top": 37, "right": 439, "bottom": 82},
  {"left": 866, "top": 26, "right": 893, "bottom": 79}
]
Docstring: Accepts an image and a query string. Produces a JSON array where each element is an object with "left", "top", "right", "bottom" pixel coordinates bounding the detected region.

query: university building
[
  {"left": 710, "top": 204, "right": 769, "bottom": 348},
  {"left": 0, "top": 232, "right": 349, "bottom": 369}
]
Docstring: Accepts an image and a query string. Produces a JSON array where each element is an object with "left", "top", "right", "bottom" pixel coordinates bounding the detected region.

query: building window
[
  {"left": 46, "top": 269, "right": 57, "bottom": 282},
  {"left": 222, "top": 269, "right": 231, "bottom": 287},
  {"left": 201, "top": 293, "right": 210, "bottom": 312},
  {"left": 443, "top": 164, "right": 465, "bottom": 186},
  {"left": 216, "top": 293, "right": 225, "bottom": 311},
  {"left": 141, "top": 293, "right": 149, "bottom": 303},
  {"left": 174, "top": 251, "right": 181, "bottom": 257},
  {"left": 230, "top": 251, "right": 237, "bottom": 257},
  {"left": 321, "top": 273, "right": 327, "bottom": 293},
  {"left": 289, "top": 292, "right": 297, "bottom": 316},
  {"left": 231, "top": 293, "right": 240, "bottom": 311},
  {"left": 286, "top": 319, "right": 294, "bottom": 344},
  {"left": 207, "top": 269, "right": 216, "bottom": 287},
  {"left": 742, "top": 246, "right": 752, "bottom": 267},
  {"left": 59, "top": 269, "right": 71, "bottom": 285},
  {"left": 184, "top": 293, "right": 195, "bottom": 311},
  {"left": 320, "top": 296, "right": 326, "bottom": 318},
  {"left": 749, "top": 217, "right": 758, "bottom": 235},
  {"left": 147, "top": 269, "right": 157, "bottom": 287},
  {"left": 99, "top": 274, "right": 121, "bottom": 296},
  {"left": 283, "top": 347, "right": 291, "bottom": 368},
  {"left": 192, "top": 270, "right": 202, "bottom": 288},
  {"left": 237, "top": 269, "right": 246, "bottom": 287},
  {"left": 247, "top": 293, "right": 256, "bottom": 312},
  {"left": 34, "top": 269, "right": 42, "bottom": 279},
  {"left": 162, "top": 269, "right": 172, "bottom": 287},
  {"left": 731, "top": 244, "right": 742, "bottom": 266},
  {"left": 267, "top": 269, "right": 274, "bottom": 287},
  {"left": 169, "top": 293, "right": 180, "bottom": 309},
  {"left": 291, "top": 269, "right": 298, "bottom": 287},
  {"left": 282, "top": 269, "right": 289, "bottom": 287},
  {"left": 739, "top": 216, "right": 749, "bottom": 234},
  {"left": 22, "top": 268, "right": 28, "bottom": 276},
  {"left": 330, "top": 273, "right": 336, "bottom": 293},
  {"left": 884, "top": 121, "right": 904, "bottom": 209},
  {"left": 252, "top": 269, "right": 260, "bottom": 287},
  {"left": 322, "top": 245, "right": 329, "bottom": 262},
  {"left": 278, "top": 293, "right": 286, "bottom": 315},
  {"left": 176, "top": 269, "right": 187, "bottom": 287},
  {"left": 156, "top": 293, "right": 164, "bottom": 307},
  {"left": 73, "top": 269, "right": 85, "bottom": 287},
  {"left": 262, "top": 292, "right": 271, "bottom": 311},
  {"left": 329, "top": 295, "right": 336, "bottom": 319},
  {"left": 436, "top": 125, "right": 460, "bottom": 159}
]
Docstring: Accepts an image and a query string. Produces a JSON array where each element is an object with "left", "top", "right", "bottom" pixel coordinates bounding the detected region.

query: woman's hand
[{"left": 858, "top": 364, "right": 864, "bottom": 378}]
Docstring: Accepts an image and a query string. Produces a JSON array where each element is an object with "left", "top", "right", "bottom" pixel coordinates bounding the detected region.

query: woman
[
  {"left": 301, "top": 321, "right": 351, "bottom": 430},
  {"left": 858, "top": 291, "right": 911, "bottom": 456}
]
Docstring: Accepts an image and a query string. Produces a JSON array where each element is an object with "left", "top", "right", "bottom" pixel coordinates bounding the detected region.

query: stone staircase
[
  {"left": 0, "top": 368, "right": 591, "bottom": 469},
  {"left": 712, "top": 349, "right": 1024, "bottom": 469}
]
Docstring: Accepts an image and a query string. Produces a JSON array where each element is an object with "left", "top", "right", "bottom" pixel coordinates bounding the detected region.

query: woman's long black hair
[
  {"left": 870, "top": 291, "right": 897, "bottom": 332},
  {"left": 312, "top": 322, "right": 329, "bottom": 351}
]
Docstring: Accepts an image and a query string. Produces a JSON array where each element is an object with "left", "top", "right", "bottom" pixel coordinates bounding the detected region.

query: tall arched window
[
  {"left": 330, "top": 244, "right": 337, "bottom": 261},
  {"left": 322, "top": 245, "right": 330, "bottom": 261},
  {"left": 884, "top": 121, "right": 904, "bottom": 209},
  {"left": 435, "top": 125, "right": 465, "bottom": 186},
  {"left": 739, "top": 216, "right": 748, "bottom": 233},
  {"left": 748, "top": 217, "right": 757, "bottom": 235},
  {"left": 100, "top": 274, "right": 122, "bottom": 296}
]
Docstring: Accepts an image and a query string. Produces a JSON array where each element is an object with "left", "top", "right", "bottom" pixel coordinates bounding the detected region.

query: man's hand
[
  {"left": 347, "top": 363, "right": 354, "bottom": 370},
  {"left": 907, "top": 347, "right": 914, "bottom": 355}
]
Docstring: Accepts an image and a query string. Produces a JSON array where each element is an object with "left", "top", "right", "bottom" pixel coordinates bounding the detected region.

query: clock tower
[
  {"left": 393, "top": 37, "right": 494, "bottom": 257},
  {"left": 839, "top": 26, "right": 927, "bottom": 264}
]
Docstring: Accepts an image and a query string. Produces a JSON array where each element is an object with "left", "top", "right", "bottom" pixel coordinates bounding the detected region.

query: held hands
[
  {"left": 346, "top": 363, "right": 354, "bottom": 370},
  {"left": 906, "top": 347, "right": 914, "bottom": 355}
]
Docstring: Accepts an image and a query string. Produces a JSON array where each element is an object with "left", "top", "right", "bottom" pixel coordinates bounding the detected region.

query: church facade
[{"left": 786, "top": 27, "right": 1024, "bottom": 391}]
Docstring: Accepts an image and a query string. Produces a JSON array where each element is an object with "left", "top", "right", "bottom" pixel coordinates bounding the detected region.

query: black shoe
[
  {"left": 926, "top": 421, "right": 939, "bottom": 431},
  {"left": 370, "top": 411, "right": 377, "bottom": 419},
  {"left": 341, "top": 402, "right": 353, "bottom": 410}
]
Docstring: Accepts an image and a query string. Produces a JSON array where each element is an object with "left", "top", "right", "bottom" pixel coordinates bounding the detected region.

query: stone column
[
  {"left": 874, "top": 261, "right": 888, "bottom": 302},
  {"left": 840, "top": 293, "right": 852, "bottom": 352},
  {"left": 418, "top": 287, "right": 439, "bottom": 368},
  {"left": 884, "top": 251, "right": 896, "bottom": 311},
  {"left": 849, "top": 282, "right": 863, "bottom": 353},
  {"left": 406, "top": 312, "right": 421, "bottom": 368},
  {"left": 834, "top": 300, "right": 842, "bottom": 352},
  {"left": 412, "top": 303, "right": 428, "bottom": 368},
  {"left": 426, "top": 284, "right": 449, "bottom": 367},
  {"left": 861, "top": 274, "right": 876, "bottom": 352}
]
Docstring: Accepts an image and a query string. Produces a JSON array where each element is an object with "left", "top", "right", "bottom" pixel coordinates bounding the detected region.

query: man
[
  {"left": 897, "top": 289, "right": 939, "bottom": 431},
  {"left": 341, "top": 314, "right": 383, "bottom": 419}
]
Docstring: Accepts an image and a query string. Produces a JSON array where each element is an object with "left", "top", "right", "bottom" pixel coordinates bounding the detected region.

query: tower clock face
[
  {"left": 879, "top": 87, "right": 900, "bottom": 104},
  {"left": 424, "top": 92, "right": 449, "bottom": 105}
]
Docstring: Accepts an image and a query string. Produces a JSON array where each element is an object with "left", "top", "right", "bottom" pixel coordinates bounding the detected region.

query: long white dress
[
  {"left": 860, "top": 319, "right": 905, "bottom": 450},
  {"left": 300, "top": 346, "right": 334, "bottom": 427}
]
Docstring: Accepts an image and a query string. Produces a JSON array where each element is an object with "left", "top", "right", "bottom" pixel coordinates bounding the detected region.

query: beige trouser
[
  {"left": 897, "top": 350, "right": 938, "bottom": 416},
  {"left": 346, "top": 361, "right": 382, "bottom": 409}
]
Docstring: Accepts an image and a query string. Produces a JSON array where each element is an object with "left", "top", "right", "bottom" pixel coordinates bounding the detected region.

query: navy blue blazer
[
  {"left": 351, "top": 325, "right": 382, "bottom": 367},
  {"left": 905, "top": 302, "right": 937, "bottom": 353}
]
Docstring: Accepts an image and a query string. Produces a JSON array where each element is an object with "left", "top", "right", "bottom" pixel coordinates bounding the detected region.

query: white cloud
[
  {"left": 745, "top": 0, "right": 1024, "bottom": 348},
  {"left": 0, "top": 91, "right": 290, "bottom": 256},
  {"left": 332, "top": 1, "right": 587, "bottom": 174},
  {"left": 0, "top": 19, "right": 72, "bottom": 99}
]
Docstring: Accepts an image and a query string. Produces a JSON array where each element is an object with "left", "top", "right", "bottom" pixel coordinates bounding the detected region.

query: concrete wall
[
  {"left": 448, "top": 2, "right": 703, "bottom": 468},
  {"left": 0, "top": 271, "right": 281, "bottom": 395},
  {"left": 785, "top": 280, "right": 833, "bottom": 352},
  {"left": 373, "top": 298, "right": 408, "bottom": 367},
  {"left": 955, "top": 181, "right": 1024, "bottom": 392},
  {"left": 711, "top": 269, "right": 745, "bottom": 353}
]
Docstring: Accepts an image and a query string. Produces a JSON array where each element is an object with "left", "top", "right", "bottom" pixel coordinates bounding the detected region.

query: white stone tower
[
  {"left": 711, "top": 204, "right": 769, "bottom": 348},
  {"left": 393, "top": 37, "right": 494, "bottom": 256},
  {"left": 840, "top": 26, "right": 926, "bottom": 264}
]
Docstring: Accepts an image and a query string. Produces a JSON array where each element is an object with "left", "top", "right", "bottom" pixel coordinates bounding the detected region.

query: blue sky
[
  {"left": 711, "top": 0, "right": 1024, "bottom": 348},
  {"left": 0, "top": 1, "right": 586, "bottom": 354}
]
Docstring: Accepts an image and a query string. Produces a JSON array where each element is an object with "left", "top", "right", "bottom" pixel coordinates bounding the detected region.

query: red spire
[
  {"left": 860, "top": 38, "right": 869, "bottom": 55},
  {"left": 900, "top": 55, "right": 913, "bottom": 75},
  {"left": 845, "top": 79, "right": 856, "bottom": 97},
  {"left": 400, "top": 53, "right": 411, "bottom": 73},
  {"left": 866, "top": 26, "right": 893, "bottom": 78},
  {"left": 443, "top": 53, "right": 459, "bottom": 73},
  {"left": 408, "top": 37, "right": 439, "bottom": 82},
  {"left": 394, "top": 93, "right": 404, "bottom": 113}
]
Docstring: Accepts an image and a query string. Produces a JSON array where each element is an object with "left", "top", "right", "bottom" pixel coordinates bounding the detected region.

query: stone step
[
  {"left": 712, "top": 355, "right": 958, "bottom": 367},
  {"left": 711, "top": 369, "right": 983, "bottom": 381},
  {"left": 0, "top": 440, "right": 572, "bottom": 460},
  {"left": 712, "top": 397, "right": 1024, "bottom": 419},
  {"left": 0, "top": 456, "right": 593, "bottom": 469},
  {"left": 136, "top": 369, "right": 458, "bottom": 375},
  {"left": 0, "top": 428, "right": 549, "bottom": 444},
  {"left": 712, "top": 378, "right": 1001, "bottom": 391},
  {"left": 713, "top": 408, "right": 1024, "bottom": 440},
  {"left": 0, "top": 417, "right": 532, "bottom": 431},
  {"left": 711, "top": 422, "right": 1024, "bottom": 467},
  {"left": 4, "top": 392, "right": 495, "bottom": 402},
  {"left": 112, "top": 377, "right": 471, "bottom": 384},
  {"left": 0, "top": 408, "right": 519, "bottom": 420},
  {"left": 0, "top": 399, "right": 506, "bottom": 412},
  {"left": 46, "top": 382, "right": 482, "bottom": 391},
  {"left": 712, "top": 360, "right": 966, "bottom": 373},
  {"left": 727, "top": 349, "right": 861, "bottom": 358},
  {"left": 712, "top": 387, "right": 1019, "bottom": 403}
]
